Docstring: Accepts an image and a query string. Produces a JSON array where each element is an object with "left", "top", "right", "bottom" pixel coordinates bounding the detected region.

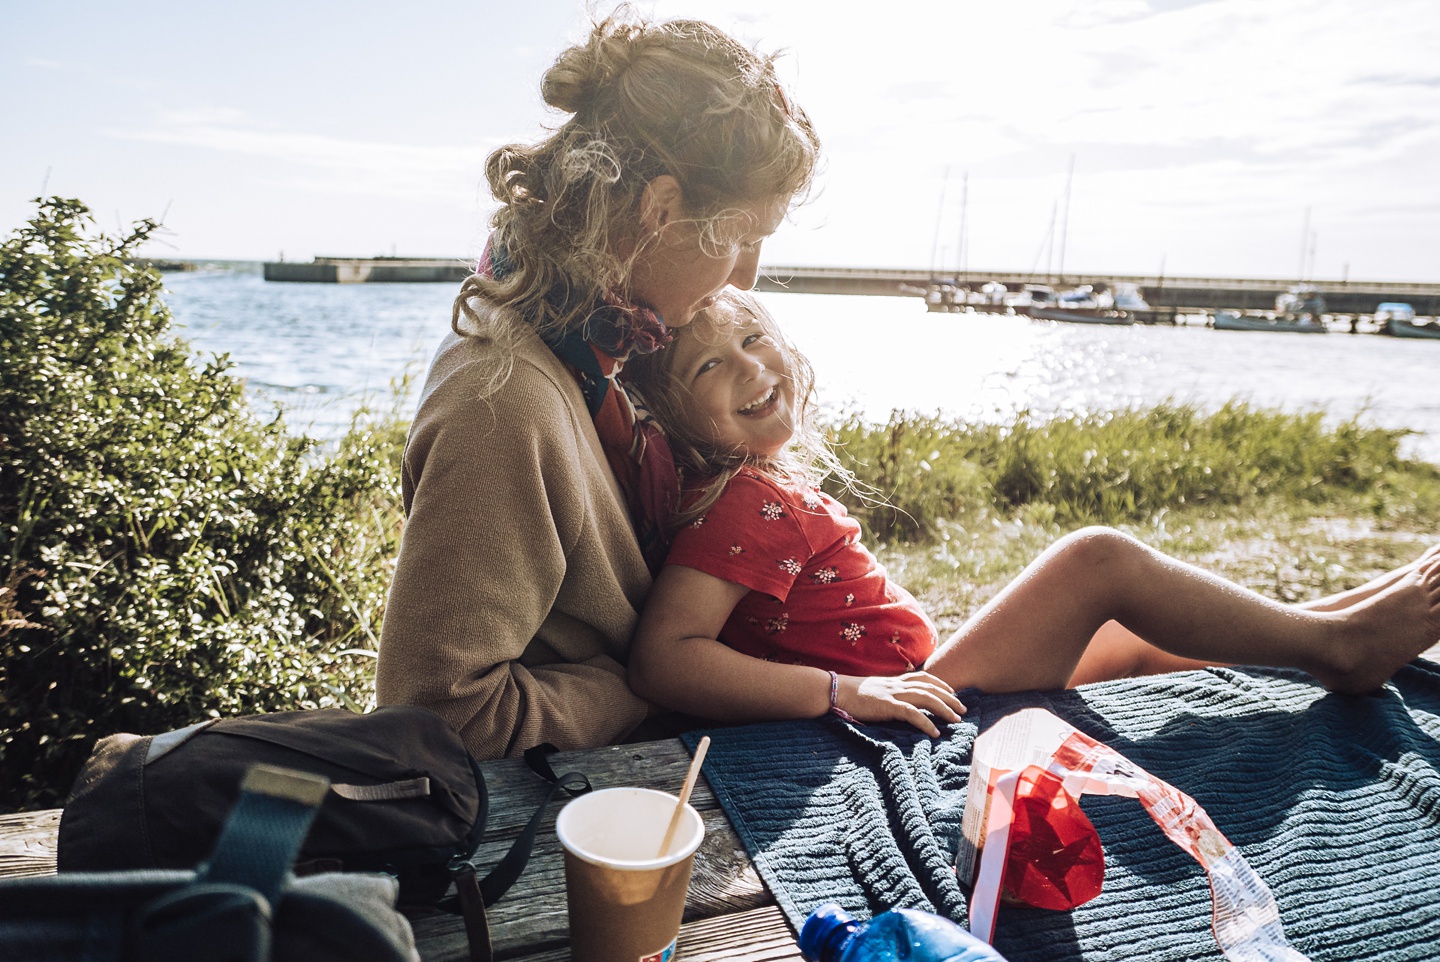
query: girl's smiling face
[{"left": 665, "top": 305, "right": 797, "bottom": 459}]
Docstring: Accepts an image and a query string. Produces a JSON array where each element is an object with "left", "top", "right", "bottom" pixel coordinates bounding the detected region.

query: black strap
[
  {"left": 451, "top": 864, "right": 494, "bottom": 962},
  {"left": 440, "top": 744, "right": 592, "bottom": 962}
]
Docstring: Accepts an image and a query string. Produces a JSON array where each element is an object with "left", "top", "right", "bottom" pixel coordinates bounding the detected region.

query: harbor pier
[
  {"left": 259, "top": 256, "right": 1438, "bottom": 323},
  {"left": 263, "top": 256, "right": 471, "bottom": 283},
  {"left": 754, "top": 266, "right": 1440, "bottom": 319}
]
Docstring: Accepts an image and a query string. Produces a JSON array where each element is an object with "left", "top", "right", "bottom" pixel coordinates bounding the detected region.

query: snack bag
[{"left": 957, "top": 709, "right": 1307, "bottom": 962}]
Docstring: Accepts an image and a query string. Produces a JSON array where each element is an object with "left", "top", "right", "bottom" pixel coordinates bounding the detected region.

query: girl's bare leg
[
  {"left": 924, "top": 527, "right": 1440, "bottom": 694},
  {"left": 1070, "top": 541, "right": 1440, "bottom": 684},
  {"left": 1068, "top": 620, "right": 1220, "bottom": 687}
]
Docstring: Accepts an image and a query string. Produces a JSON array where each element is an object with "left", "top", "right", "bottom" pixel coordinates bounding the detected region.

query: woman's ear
[{"left": 640, "top": 175, "right": 684, "bottom": 234}]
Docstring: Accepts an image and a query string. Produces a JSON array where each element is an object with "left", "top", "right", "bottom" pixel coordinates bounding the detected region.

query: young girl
[{"left": 624, "top": 291, "right": 1440, "bottom": 737}]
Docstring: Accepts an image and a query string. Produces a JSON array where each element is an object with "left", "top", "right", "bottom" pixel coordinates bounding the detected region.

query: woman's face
[{"left": 628, "top": 194, "right": 786, "bottom": 329}]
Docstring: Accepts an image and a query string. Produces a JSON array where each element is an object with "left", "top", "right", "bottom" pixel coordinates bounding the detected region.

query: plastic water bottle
[{"left": 798, "top": 902, "right": 1009, "bottom": 962}]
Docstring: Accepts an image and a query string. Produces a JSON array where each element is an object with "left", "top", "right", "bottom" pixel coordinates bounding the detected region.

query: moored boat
[
  {"left": 1381, "top": 317, "right": 1440, "bottom": 340},
  {"left": 1024, "top": 282, "right": 1136, "bottom": 324},
  {"left": 1275, "top": 284, "right": 1326, "bottom": 321},
  {"left": 1210, "top": 310, "right": 1327, "bottom": 334},
  {"left": 1029, "top": 305, "right": 1134, "bottom": 325},
  {"left": 1374, "top": 302, "right": 1416, "bottom": 324}
]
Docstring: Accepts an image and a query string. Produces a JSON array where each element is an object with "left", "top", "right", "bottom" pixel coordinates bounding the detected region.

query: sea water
[{"left": 160, "top": 265, "right": 1440, "bottom": 464}]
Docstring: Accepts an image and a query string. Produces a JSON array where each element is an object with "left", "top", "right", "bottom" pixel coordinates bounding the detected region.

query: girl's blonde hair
[
  {"left": 622, "top": 290, "right": 847, "bottom": 530},
  {"left": 455, "top": 8, "right": 820, "bottom": 357}
]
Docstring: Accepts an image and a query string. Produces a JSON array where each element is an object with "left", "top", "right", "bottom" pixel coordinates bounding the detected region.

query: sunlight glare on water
[
  {"left": 767, "top": 292, "right": 1440, "bottom": 464},
  {"left": 159, "top": 269, "right": 1440, "bottom": 464}
]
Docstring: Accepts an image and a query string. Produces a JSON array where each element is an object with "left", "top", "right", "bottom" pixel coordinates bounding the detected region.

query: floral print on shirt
[{"left": 663, "top": 468, "right": 938, "bottom": 677}]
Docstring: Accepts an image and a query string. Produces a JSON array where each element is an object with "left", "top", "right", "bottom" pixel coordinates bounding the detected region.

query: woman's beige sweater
[{"left": 375, "top": 302, "right": 655, "bottom": 759}]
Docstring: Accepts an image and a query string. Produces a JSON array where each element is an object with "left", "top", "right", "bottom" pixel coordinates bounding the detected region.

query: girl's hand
[{"left": 835, "top": 671, "right": 967, "bottom": 737}]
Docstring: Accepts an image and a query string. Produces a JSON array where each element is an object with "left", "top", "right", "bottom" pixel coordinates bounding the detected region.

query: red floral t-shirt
[{"left": 663, "top": 468, "right": 937, "bottom": 676}]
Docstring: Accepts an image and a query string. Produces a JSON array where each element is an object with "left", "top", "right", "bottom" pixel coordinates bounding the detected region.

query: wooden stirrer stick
[{"left": 657, "top": 736, "right": 710, "bottom": 858}]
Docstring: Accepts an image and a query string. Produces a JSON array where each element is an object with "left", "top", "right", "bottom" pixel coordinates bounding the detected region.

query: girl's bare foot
[{"left": 1310, "top": 557, "right": 1440, "bottom": 694}]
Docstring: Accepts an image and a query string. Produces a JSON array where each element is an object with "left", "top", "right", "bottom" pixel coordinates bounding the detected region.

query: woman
[{"left": 375, "top": 10, "right": 820, "bottom": 759}]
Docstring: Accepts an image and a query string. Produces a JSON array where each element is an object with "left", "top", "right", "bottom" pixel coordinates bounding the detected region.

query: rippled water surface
[{"left": 162, "top": 266, "right": 1440, "bottom": 464}]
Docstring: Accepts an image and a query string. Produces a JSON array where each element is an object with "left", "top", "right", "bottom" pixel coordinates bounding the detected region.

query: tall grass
[{"left": 822, "top": 403, "right": 1432, "bottom": 542}]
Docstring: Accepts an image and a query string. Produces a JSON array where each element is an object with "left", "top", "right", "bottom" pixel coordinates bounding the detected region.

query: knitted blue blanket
[{"left": 683, "top": 663, "right": 1440, "bottom": 961}]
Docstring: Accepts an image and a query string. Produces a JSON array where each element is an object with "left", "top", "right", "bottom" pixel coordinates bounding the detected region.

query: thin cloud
[
  {"left": 1057, "top": 0, "right": 1153, "bottom": 29},
  {"left": 107, "top": 110, "right": 496, "bottom": 204},
  {"left": 1354, "top": 71, "right": 1440, "bottom": 88}
]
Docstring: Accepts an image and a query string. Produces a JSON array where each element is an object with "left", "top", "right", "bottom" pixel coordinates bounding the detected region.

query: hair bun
[{"left": 541, "top": 19, "right": 647, "bottom": 115}]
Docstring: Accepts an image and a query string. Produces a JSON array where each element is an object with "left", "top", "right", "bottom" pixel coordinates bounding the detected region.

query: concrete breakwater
[{"left": 263, "top": 256, "right": 471, "bottom": 283}]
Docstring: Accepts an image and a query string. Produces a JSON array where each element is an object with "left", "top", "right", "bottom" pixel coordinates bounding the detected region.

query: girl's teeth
[{"left": 740, "top": 387, "right": 775, "bottom": 414}]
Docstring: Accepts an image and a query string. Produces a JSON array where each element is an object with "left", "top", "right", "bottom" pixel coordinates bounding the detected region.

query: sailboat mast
[
  {"left": 1057, "top": 154, "right": 1074, "bottom": 280},
  {"left": 1297, "top": 206, "right": 1311, "bottom": 282},
  {"left": 957, "top": 170, "right": 969, "bottom": 283},
  {"left": 930, "top": 165, "right": 950, "bottom": 278}
]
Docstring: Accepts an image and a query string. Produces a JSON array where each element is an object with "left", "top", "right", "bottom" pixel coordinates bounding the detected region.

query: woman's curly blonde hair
[
  {"left": 621, "top": 290, "right": 848, "bottom": 532},
  {"left": 454, "top": 7, "right": 820, "bottom": 356}
]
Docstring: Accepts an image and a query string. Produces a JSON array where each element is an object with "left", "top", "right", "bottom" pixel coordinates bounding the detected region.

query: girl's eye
[
  {"left": 742, "top": 333, "right": 762, "bottom": 348},
  {"left": 696, "top": 358, "right": 720, "bottom": 376}
]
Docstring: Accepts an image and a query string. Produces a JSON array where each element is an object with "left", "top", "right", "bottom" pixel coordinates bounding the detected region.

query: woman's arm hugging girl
[{"left": 376, "top": 8, "right": 821, "bottom": 758}]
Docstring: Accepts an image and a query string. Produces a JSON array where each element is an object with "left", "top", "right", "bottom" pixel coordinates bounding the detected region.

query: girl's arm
[{"left": 630, "top": 564, "right": 966, "bottom": 736}]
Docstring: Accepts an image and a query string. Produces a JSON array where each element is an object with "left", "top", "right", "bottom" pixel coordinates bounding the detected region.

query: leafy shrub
[{"left": 0, "top": 199, "right": 401, "bottom": 811}]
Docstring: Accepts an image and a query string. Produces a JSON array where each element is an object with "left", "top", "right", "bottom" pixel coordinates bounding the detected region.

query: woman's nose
[{"left": 727, "top": 246, "right": 762, "bottom": 291}]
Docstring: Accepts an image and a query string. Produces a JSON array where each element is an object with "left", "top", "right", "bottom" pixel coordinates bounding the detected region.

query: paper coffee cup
[{"left": 556, "top": 787, "right": 704, "bottom": 962}]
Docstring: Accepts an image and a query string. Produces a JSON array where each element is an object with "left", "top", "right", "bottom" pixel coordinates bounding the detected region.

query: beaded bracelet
[{"left": 828, "top": 670, "right": 860, "bottom": 724}]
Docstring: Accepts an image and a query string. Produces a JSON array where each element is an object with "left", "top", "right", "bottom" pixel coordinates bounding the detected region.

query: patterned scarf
[{"left": 480, "top": 237, "right": 678, "bottom": 573}]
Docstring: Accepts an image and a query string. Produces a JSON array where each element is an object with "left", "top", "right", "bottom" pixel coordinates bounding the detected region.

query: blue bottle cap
[{"left": 799, "top": 902, "right": 860, "bottom": 962}]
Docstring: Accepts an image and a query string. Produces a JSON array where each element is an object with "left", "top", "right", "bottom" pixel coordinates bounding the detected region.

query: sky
[{"left": 4, "top": 0, "right": 1438, "bottom": 282}]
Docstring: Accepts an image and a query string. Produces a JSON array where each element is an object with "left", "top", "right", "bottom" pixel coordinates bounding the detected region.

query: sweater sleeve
[{"left": 376, "top": 335, "right": 653, "bottom": 758}]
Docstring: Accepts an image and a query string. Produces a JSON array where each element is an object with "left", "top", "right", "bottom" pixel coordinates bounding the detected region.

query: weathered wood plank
[
  {"left": 479, "top": 740, "right": 718, "bottom": 839},
  {"left": 502, "top": 905, "right": 802, "bottom": 962},
  {"left": 0, "top": 809, "right": 61, "bottom": 879}
]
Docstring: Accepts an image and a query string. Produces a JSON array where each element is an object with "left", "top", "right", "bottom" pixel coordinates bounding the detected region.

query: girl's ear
[{"left": 640, "top": 175, "right": 684, "bottom": 234}]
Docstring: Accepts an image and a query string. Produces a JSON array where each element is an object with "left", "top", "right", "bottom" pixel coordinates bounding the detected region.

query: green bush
[{"left": 0, "top": 198, "right": 401, "bottom": 811}]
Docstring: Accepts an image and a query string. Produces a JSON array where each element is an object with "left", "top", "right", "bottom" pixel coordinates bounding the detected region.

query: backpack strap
[
  {"left": 136, "top": 765, "right": 330, "bottom": 962},
  {"left": 200, "top": 766, "right": 331, "bottom": 907},
  {"left": 443, "top": 744, "right": 592, "bottom": 962}
]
